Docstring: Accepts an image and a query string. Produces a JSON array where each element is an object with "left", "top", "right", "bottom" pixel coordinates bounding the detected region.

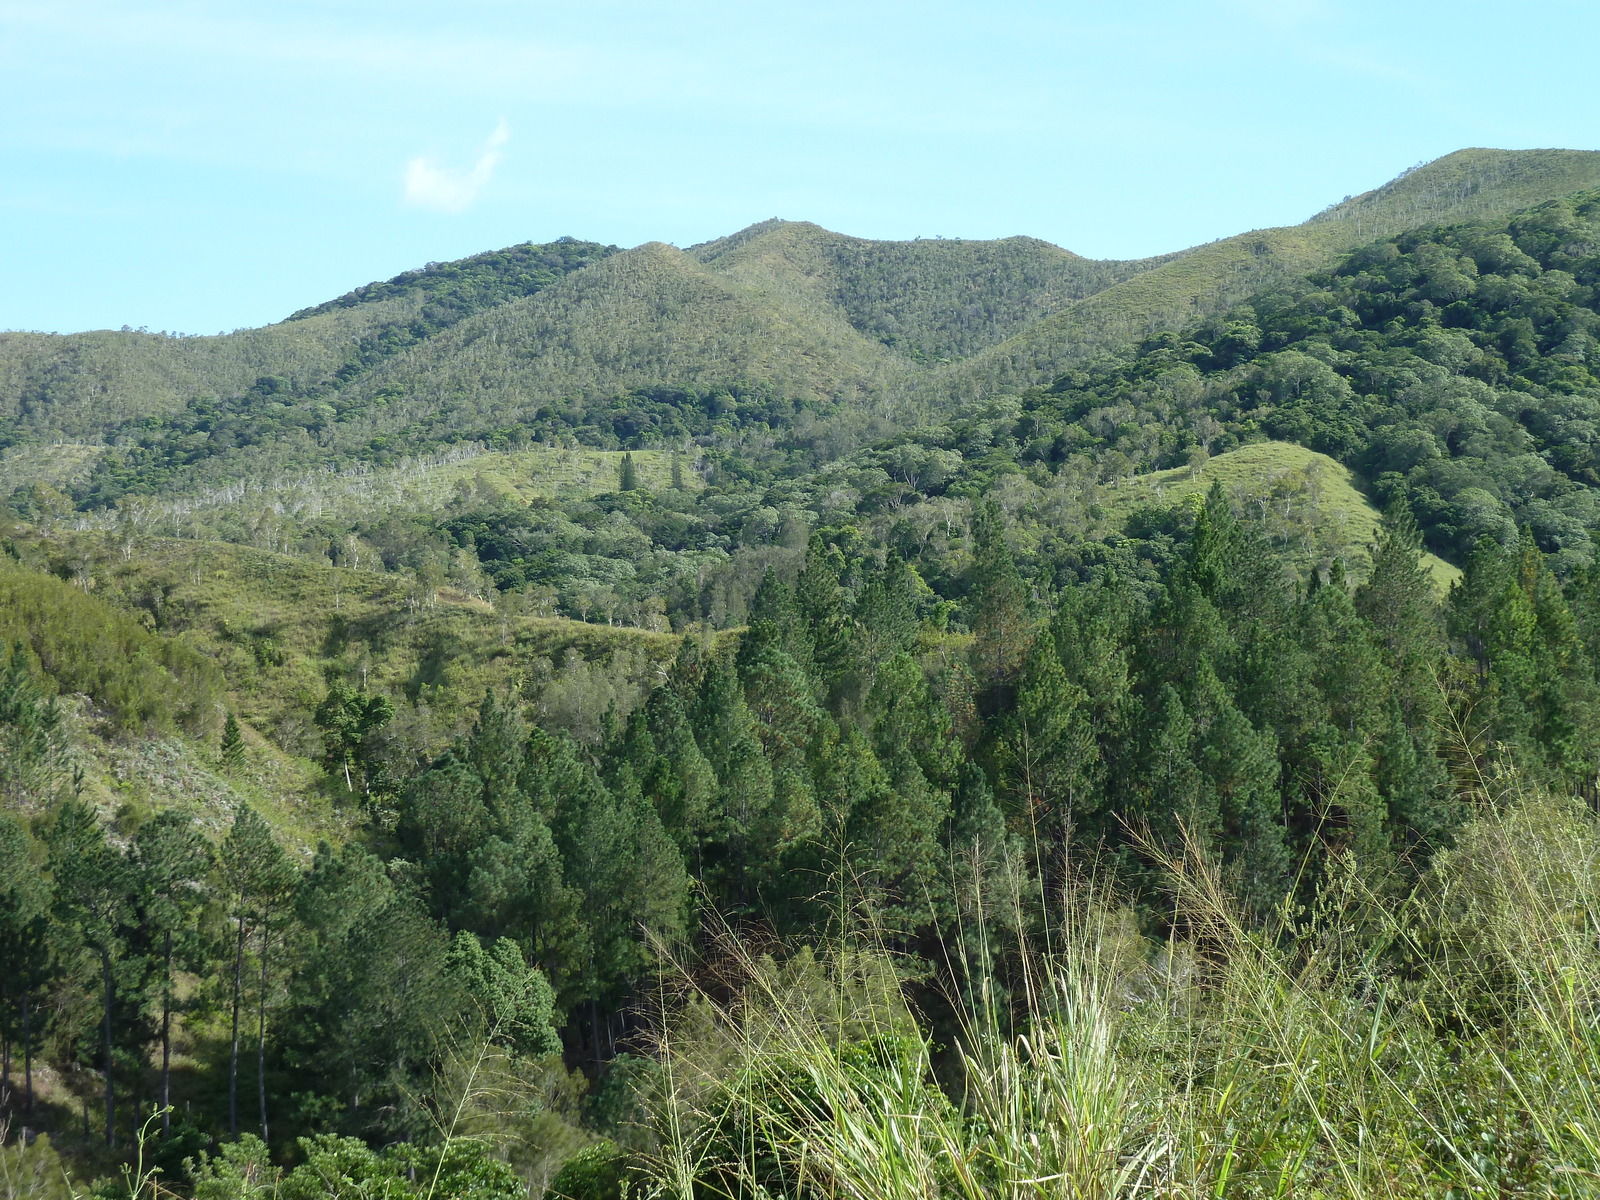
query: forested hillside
[
  {"left": 8, "top": 148, "right": 1600, "bottom": 508},
  {"left": 0, "top": 238, "right": 617, "bottom": 449},
  {"left": 686, "top": 220, "right": 1178, "bottom": 363},
  {"left": 917, "top": 147, "right": 1600, "bottom": 409},
  {"left": 4, "top": 152, "right": 1600, "bottom": 1198}
]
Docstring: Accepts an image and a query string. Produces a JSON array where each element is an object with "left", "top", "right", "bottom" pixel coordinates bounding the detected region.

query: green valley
[{"left": 4, "top": 149, "right": 1600, "bottom": 1199}]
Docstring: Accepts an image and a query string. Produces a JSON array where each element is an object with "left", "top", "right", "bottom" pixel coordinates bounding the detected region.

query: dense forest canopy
[{"left": 4, "top": 151, "right": 1600, "bottom": 1198}]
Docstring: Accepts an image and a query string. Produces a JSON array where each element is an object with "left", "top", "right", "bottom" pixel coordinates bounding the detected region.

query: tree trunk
[
  {"left": 229, "top": 913, "right": 245, "bottom": 1136},
  {"left": 257, "top": 933, "right": 269, "bottom": 1141},
  {"left": 101, "top": 952, "right": 115, "bottom": 1149},
  {"left": 23, "top": 990, "right": 33, "bottom": 1116},
  {"left": 161, "top": 931, "right": 173, "bottom": 1137}
]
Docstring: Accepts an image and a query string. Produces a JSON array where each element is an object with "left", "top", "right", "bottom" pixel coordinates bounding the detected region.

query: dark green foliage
[
  {"left": 397, "top": 703, "right": 588, "bottom": 998},
  {"left": 1004, "top": 191, "right": 1600, "bottom": 571},
  {"left": 1448, "top": 534, "right": 1600, "bottom": 791},
  {"left": 0, "top": 812, "right": 51, "bottom": 1112},
  {"left": 313, "top": 682, "right": 394, "bottom": 795},
  {"left": 445, "top": 932, "right": 561, "bottom": 1059},
  {"left": 544, "top": 1140, "right": 625, "bottom": 1200},
  {"left": 45, "top": 799, "right": 136, "bottom": 1146},
  {"left": 967, "top": 501, "right": 1035, "bottom": 704},
  {"left": 132, "top": 808, "right": 212, "bottom": 1134},
  {"left": 220, "top": 711, "right": 244, "bottom": 766},
  {"left": 289, "top": 238, "right": 618, "bottom": 324},
  {"left": 997, "top": 635, "right": 1099, "bottom": 869},
  {"left": 189, "top": 1131, "right": 523, "bottom": 1199},
  {"left": 281, "top": 842, "right": 473, "bottom": 1139},
  {"left": 0, "top": 638, "right": 64, "bottom": 805},
  {"left": 217, "top": 804, "right": 295, "bottom": 1138}
]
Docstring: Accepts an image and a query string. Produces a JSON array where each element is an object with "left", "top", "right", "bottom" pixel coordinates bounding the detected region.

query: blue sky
[{"left": 2, "top": 0, "right": 1597, "bottom": 334}]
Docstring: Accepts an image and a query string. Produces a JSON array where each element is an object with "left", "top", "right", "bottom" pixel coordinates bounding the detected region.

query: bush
[{"left": 543, "top": 1142, "right": 624, "bottom": 1200}]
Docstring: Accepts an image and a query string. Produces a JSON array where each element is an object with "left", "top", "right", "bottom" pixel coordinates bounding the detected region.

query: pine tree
[
  {"left": 445, "top": 932, "right": 561, "bottom": 1059},
  {"left": 405, "top": 723, "right": 591, "bottom": 997},
  {"left": 853, "top": 555, "right": 921, "bottom": 684},
  {"left": 1357, "top": 504, "right": 1442, "bottom": 665},
  {"left": 0, "top": 814, "right": 51, "bottom": 1118},
  {"left": 967, "top": 501, "right": 1034, "bottom": 705},
  {"left": 795, "top": 534, "right": 852, "bottom": 699},
  {"left": 619, "top": 452, "right": 639, "bottom": 492},
  {"left": 1187, "top": 665, "right": 1291, "bottom": 908},
  {"left": 868, "top": 653, "right": 963, "bottom": 800},
  {"left": 1128, "top": 683, "right": 1205, "bottom": 851},
  {"left": 692, "top": 656, "right": 776, "bottom": 909},
  {"left": 998, "top": 640, "right": 1101, "bottom": 864},
  {"left": 735, "top": 640, "right": 829, "bottom": 915},
  {"left": 1353, "top": 504, "right": 1455, "bottom": 847},
  {"left": 1449, "top": 535, "right": 1599, "bottom": 788},
  {"left": 550, "top": 759, "right": 687, "bottom": 1062},
  {"left": 1187, "top": 482, "right": 1246, "bottom": 603},
  {"left": 860, "top": 654, "right": 963, "bottom": 925},
  {"left": 287, "top": 845, "right": 465, "bottom": 1127},
  {"left": 738, "top": 567, "right": 809, "bottom": 678},
  {"left": 216, "top": 805, "right": 293, "bottom": 1138},
  {"left": 465, "top": 691, "right": 525, "bottom": 818},
  {"left": 642, "top": 685, "right": 718, "bottom": 861},
  {"left": 220, "top": 712, "right": 245, "bottom": 768},
  {"left": 828, "top": 721, "right": 941, "bottom": 934},
  {"left": 131, "top": 810, "right": 210, "bottom": 1136},
  {"left": 46, "top": 800, "right": 132, "bottom": 1148},
  {"left": 398, "top": 749, "right": 494, "bottom": 907},
  {"left": 0, "top": 640, "right": 64, "bottom": 807},
  {"left": 1050, "top": 578, "right": 1133, "bottom": 735}
]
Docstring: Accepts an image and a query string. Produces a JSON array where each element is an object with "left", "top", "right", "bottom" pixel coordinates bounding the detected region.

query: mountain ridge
[
  {"left": 5, "top": 147, "right": 1600, "bottom": 504},
  {"left": 911, "top": 147, "right": 1600, "bottom": 410}
]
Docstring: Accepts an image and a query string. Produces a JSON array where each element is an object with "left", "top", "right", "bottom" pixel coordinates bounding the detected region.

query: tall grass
[{"left": 636, "top": 786, "right": 1600, "bottom": 1198}]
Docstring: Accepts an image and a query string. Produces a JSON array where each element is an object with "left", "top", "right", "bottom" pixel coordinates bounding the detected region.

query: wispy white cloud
[{"left": 403, "top": 119, "right": 509, "bottom": 213}]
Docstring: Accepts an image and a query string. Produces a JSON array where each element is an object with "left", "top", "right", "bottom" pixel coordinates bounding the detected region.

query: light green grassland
[
  {"left": 1102, "top": 440, "right": 1460, "bottom": 591},
  {"left": 91, "top": 534, "right": 680, "bottom": 740},
  {"left": 65, "top": 446, "right": 691, "bottom": 537},
  {"left": 0, "top": 441, "right": 107, "bottom": 493},
  {"left": 8, "top": 531, "right": 683, "bottom": 849}
]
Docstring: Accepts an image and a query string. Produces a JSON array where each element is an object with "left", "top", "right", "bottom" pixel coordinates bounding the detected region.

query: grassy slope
[
  {"left": 325, "top": 241, "right": 904, "bottom": 425},
  {"left": 106, "top": 446, "right": 693, "bottom": 532},
  {"left": 0, "top": 296, "right": 426, "bottom": 438},
  {"left": 0, "top": 240, "right": 617, "bottom": 448},
  {"left": 0, "top": 441, "right": 107, "bottom": 493},
  {"left": 81, "top": 536, "right": 680, "bottom": 744},
  {"left": 137, "top": 242, "right": 912, "bottom": 491},
  {"left": 690, "top": 220, "right": 1181, "bottom": 364},
  {"left": 7, "top": 528, "right": 682, "bottom": 842},
  {"left": 920, "top": 148, "right": 1600, "bottom": 409},
  {"left": 1104, "top": 440, "right": 1460, "bottom": 590}
]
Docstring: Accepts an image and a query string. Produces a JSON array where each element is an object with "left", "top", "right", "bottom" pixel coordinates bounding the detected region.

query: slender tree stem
[
  {"left": 23, "top": 990, "right": 33, "bottom": 1116},
  {"left": 161, "top": 931, "right": 173, "bottom": 1137},
  {"left": 101, "top": 952, "right": 115, "bottom": 1149},
  {"left": 229, "top": 911, "right": 245, "bottom": 1136},
  {"left": 258, "top": 930, "right": 269, "bottom": 1141}
]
